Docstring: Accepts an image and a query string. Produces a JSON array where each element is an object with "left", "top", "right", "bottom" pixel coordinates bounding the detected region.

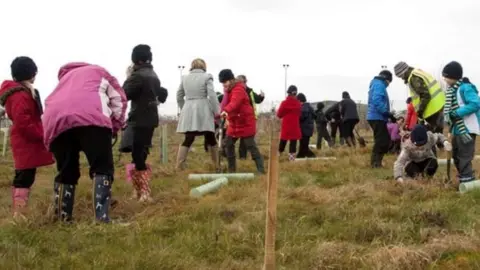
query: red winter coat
[
  {"left": 277, "top": 95, "right": 302, "bottom": 140},
  {"left": 0, "top": 81, "right": 54, "bottom": 170},
  {"left": 405, "top": 103, "right": 418, "bottom": 130},
  {"left": 223, "top": 82, "right": 256, "bottom": 138}
]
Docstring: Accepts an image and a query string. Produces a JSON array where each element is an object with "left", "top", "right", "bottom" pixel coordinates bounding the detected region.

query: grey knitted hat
[{"left": 394, "top": 62, "right": 409, "bottom": 78}]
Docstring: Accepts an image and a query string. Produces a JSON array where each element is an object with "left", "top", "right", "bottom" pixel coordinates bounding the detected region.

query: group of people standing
[
  {"left": 2, "top": 44, "right": 167, "bottom": 222},
  {"left": 367, "top": 61, "right": 480, "bottom": 187},
  {"left": 2, "top": 47, "right": 477, "bottom": 224},
  {"left": 276, "top": 87, "right": 360, "bottom": 161}
]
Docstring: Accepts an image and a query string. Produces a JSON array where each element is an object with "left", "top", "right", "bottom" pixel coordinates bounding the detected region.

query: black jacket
[
  {"left": 315, "top": 109, "right": 327, "bottom": 126},
  {"left": 325, "top": 102, "right": 342, "bottom": 121},
  {"left": 300, "top": 102, "right": 315, "bottom": 137},
  {"left": 246, "top": 86, "right": 265, "bottom": 106},
  {"left": 123, "top": 63, "right": 167, "bottom": 128},
  {"left": 339, "top": 98, "right": 359, "bottom": 121}
]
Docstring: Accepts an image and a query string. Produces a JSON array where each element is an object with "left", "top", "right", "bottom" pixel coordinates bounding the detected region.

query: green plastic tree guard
[
  {"left": 188, "top": 173, "right": 255, "bottom": 181},
  {"left": 459, "top": 180, "right": 480, "bottom": 194},
  {"left": 190, "top": 177, "right": 229, "bottom": 198},
  {"left": 161, "top": 125, "right": 168, "bottom": 164}
]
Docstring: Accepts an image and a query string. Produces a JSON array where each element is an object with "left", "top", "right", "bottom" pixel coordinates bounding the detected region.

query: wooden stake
[
  {"left": 263, "top": 115, "right": 279, "bottom": 270},
  {"left": 161, "top": 124, "right": 168, "bottom": 164}
]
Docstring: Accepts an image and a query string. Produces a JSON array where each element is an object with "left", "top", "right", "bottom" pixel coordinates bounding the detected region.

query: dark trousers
[
  {"left": 225, "top": 136, "right": 264, "bottom": 173},
  {"left": 279, "top": 140, "right": 297, "bottom": 154},
  {"left": 330, "top": 121, "right": 344, "bottom": 145},
  {"left": 425, "top": 110, "right": 444, "bottom": 133},
  {"left": 12, "top": 168, "right": 36, "bottom": 188},
  {"left": 389, "top": 140, "right": 401, "bottom": 154},
  {"left": 50, "top": 126, "right": 114, "bottom": 185},
  {"left": 452, "top": 134, "right": 477, "bottom": 182},
  {"left": 342, "top": 119, "right": 358, "bottom": 138},
  {"left": 405, "top": 158, "right": 438, "bottom": 178},
  {"left": 369, "top": 120, "right": 391, "bottom": 167},
  {"left": 132, "top": 127, "right": 155, "bottom": 171},
  {"left": 316, "top": 123, "right": 332, "bottom": 149},
  {"left": 238, "top": 138, "right": 253, "bottom": 160},
  {"left": 297, "top": 136, "right": 316, "bottom": 158},
  {"left": 342, "top": 119, "right": 359, "bottom": 146},
  {"left": 185, "top": 131, "right": 216, "bottom": 149}
]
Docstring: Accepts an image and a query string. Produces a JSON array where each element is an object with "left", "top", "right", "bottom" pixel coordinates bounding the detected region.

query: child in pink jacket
[{"left": 43, "top": 62, "right": 127, "bottom": 223}]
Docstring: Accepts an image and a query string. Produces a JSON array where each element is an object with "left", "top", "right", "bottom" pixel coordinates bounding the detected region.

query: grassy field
[{"left": 1, "top": 123, "right": 480, "bottom": 269}]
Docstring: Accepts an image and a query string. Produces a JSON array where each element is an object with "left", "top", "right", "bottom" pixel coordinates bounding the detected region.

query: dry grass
[{"left": 0, "top": 123, "right": 479, "bottom": 269}]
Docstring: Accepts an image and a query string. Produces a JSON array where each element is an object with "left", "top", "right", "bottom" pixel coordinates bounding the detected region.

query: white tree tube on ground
[
  {"left": 188, "top": 173, "right": 254, "bottom": 181},
  {"left": 189, "top": 177, "right": 229, "bottom": 198}
]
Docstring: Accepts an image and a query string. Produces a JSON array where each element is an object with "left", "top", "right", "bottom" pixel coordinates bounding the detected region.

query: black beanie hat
[
  {"left": 342, "top": 91, "right": 350, "bottom": 99},
  {"left": 442, "top": 61, "right": 463, "bottom": 80},
  {"left": 287, "top": 85, "right": 297, "bottom": 95},
  {"left": 406, "top": 97, "right": 412, "bottom": 104},
  {"left": 219, "top": 69, "right": 235, "bottom": 83},
  {"left": 297, "top": 93, "right": 306, "bottom": 102},
  {"left": 410, "top": 124, "right": 428, "bottom": 146},
  {"left": 317, "top": 102, "right": 325, "bottom": 110},
  {"left": 379, "top": 70, "right": 393, "bottom": 82},
  {"left": 11, "top": 56, "right": 37, "bottom": 82},
  {"left": 131, "top": 44, "right": 152, "bottom": 64}
]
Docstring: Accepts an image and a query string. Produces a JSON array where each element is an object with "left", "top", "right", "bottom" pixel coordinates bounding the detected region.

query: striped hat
[{"left": 394, "top": 62, "right": 409, "bottom": 78}]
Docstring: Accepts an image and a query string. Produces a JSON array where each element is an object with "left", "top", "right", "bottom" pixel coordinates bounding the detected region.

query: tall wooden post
[{"left": 263, "top": 113, "right": 279, "bottom": 270}]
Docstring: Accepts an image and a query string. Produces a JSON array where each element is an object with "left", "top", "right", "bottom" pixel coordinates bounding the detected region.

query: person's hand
[
  {"left": 220, "top": 111, "right": 228, "bottom": 118},
  {"left": 443, "top": 141, "right": 452, "bottom": 151},
  {"left": 396, "top": 177, "right": 405, "bottom": 184},
  {"left": 126, "top": 64, "right": 134, "bottom": 78},
  {"left": 417, "top": 111, "right": 425, "bottom": 120},
  {"left": 449, "top": 111, "right": 460, "bottom": 122}
]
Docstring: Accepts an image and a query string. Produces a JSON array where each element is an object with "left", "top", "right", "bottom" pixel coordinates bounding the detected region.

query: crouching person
[
  {"left": 394, "top": 125, "right": 451, "bottom": 183},
  {"left": 0, "top": 57, "right": 54, "bottom": 218},
  {"left": 218, "top": 69, "right": 265, "bottom": 174},
  {"left": 43, "top": 62, "right": 127, "bottom": 223}
]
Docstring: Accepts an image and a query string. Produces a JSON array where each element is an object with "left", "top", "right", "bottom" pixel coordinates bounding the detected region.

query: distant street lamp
[{"left": 283, "top": 64, "right": 290, "bottom": 97}]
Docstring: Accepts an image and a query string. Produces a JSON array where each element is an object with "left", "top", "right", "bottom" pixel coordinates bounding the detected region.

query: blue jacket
[
  {"left": 367, "top": 77, "right": 390, "bottom": 121},
  {"left": 452, "top": 83, "right": 480, "bottom": 136}
]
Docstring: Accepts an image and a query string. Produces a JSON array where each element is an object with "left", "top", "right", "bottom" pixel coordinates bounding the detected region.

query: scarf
[{"left": 444, "top": 78, "right": 472, "bottom": 143}]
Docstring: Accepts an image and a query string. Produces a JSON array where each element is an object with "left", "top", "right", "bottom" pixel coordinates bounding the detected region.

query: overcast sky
[{"left": 1, "top": 0, "right": 479, "bottom": 115}]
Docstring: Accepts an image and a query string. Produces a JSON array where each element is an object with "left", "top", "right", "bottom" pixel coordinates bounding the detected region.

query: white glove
[
  {"left": 396, "top": 177, "right": 404, "bottom": 184},
  {"left": 443, "top": 141, "right": 452, "bottom": 151}
]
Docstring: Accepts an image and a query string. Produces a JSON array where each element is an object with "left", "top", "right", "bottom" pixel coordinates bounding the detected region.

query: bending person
[
  {"left": 219, "top": 69, "right": 265, "bottom": 173},
  {"left": 237, "top": 75, "right": 265, "bottom": 160},
  {"left": 43, "top": 62, "right": 127, "bottom": 223}
]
